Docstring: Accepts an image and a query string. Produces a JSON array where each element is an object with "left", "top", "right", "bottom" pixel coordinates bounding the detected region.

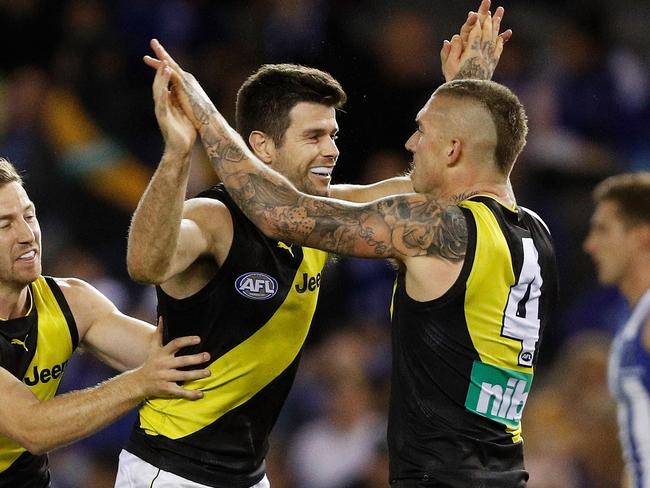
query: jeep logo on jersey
[
  {"left": 464, "top": 361, "right": 533, "bottom": 428},
  {"left": 24, "top": 360, "right": 68, "bottom": 386},
  {"left": 235, "top": 272, "right": 278, "bottom": 300},
  {"left": 295, "top": 272, "right": 321, "bottom": 293}
]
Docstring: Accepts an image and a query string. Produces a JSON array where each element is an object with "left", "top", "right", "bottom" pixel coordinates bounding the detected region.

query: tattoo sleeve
[{"left": 181, "top": 75, "right": 467, "bottom": 262}]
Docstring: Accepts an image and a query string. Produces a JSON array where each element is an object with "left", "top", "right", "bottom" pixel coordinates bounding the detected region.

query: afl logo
[
  {"left": 520, "top": 352, "right": 533, "bottom": 364},
  {"left": 235, "top": 272, "right": 278, "bottom": 300}
]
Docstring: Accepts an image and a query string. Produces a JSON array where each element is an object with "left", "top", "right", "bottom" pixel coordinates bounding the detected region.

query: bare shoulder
[
  {"left": 184, "top": 196, "right": 229, "bottom": 213},
  {"left": 51, "top": 278, "right": 115, "bottom": 334},
  {"left": 183, "top": 197, "right": 232, "bottom": 232},
  {"left": 52, "top": 277, "right": 112, "bottom": 311},
  {"left": 182, "top": 197, "right": 234, "bottom": 256},
  {"left": 52, "top": 277, "right": 96, "bottom": 303}
]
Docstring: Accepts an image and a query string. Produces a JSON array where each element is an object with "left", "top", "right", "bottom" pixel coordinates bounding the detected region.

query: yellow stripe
[
  {"left": 460, "top": 201, "right": 530, "bottom": 374},
  {"left": 139, "top": 249, "right": 328, "bottom": 439},
  {"left": 460, "top": 202, "right": 527, "bottom": 442},
  {"left": 507, "top": 423, "right": 522, "bottom": 443},
  {"left": 0, "top": 277, "right": 73, "bottom": 472}
]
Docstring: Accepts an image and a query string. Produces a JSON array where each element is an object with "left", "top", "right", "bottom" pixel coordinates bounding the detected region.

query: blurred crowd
[{"left": 1, "top": 0, "right": 649, "bottom": 486}]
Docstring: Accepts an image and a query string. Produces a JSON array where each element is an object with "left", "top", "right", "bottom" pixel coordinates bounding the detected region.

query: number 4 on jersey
[{"left": 502, "top": 238, "right": 543, "bottom": 368}]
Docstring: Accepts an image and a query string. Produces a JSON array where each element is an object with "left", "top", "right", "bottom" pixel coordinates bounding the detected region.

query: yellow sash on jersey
[
  {"left": 0, "top": 277, "right": 74, "bottom": 472},
  {"left": 139, "top": 248, "right": 328, "bottom": 439},
  {"left": 460, "top": 200, "right": 533, "bottom": 442}
]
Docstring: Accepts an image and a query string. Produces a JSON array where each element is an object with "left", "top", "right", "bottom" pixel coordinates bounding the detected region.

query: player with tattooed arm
[
  {"left": 123, "top": 2, "right": 514, "bottom": 487},
  {"left": 144, "top": 6, "right": 557, "bottom": 486}
]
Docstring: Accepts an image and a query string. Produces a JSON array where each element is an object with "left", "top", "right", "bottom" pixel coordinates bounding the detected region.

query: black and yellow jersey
[
  {"left": 0, "top": 276, "right": 79, "bottom": 488},
  {"left": 126, "top": 184, "right": 328, "bottom": 488},
  {"left": 388, "top": 197, "right": 558, "bottom": 487}
]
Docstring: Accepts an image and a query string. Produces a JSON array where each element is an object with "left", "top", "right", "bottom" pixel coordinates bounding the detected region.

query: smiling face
[
  {"left": 0, "top": 182, "right": 41, "bottom": 291},
  {"left": 269, "top": 101, "right": 339, "bottom": 197}
]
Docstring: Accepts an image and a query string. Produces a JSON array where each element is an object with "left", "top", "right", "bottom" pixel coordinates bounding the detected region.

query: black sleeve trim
[{"left": 44, "top": 277, "right": 79, "bottom": 351}]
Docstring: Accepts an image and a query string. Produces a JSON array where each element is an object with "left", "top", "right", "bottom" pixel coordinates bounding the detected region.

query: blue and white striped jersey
[{"left": 609, "top": 289, "right": 650, "bottom": 488}]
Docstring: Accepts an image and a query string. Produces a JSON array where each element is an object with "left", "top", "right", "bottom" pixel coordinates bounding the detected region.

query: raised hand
[
  {"left": 144, "top": 39, "right": 248, "bottom": 169},
  {"left": 441, "top": 0, "right": 512, "bottom": 81},
  {"left": 135, "top": 319, "right": 211, "bottom": 400},
  {"left": 144, "top": 39, "right": 217, "bottom": 131},
  {"left": 152, "top": 59, "right": 197, "bottom": 155},
  {"left": 459, "top": 0, "right": 511, "bottom": 46}
]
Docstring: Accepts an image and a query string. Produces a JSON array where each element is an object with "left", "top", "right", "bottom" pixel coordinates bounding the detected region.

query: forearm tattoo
[
  {"left": 201, "top": 127, "right": 246, "bottom": 163},
  {"left": 244, "top": 181, "right": 468, "bottom": 261},
  {"left": 183, "top": 78, "right": 467, "bottom": 262}
]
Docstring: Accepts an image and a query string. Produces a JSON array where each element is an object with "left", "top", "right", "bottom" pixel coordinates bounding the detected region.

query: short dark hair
[
  {"left": 593, "top": 172, "right": 650, "bottom": 227},
  {"left": 236, "top": 64, "right": 347, "bottom": 148},
  {"left": 0, "top": 157, "right": 23, "bottom": 186},
  {"left": 434, "top": 79, "right": 528, "bottom": 175}
]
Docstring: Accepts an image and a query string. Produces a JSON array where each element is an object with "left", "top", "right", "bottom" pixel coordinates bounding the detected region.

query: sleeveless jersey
[
  {"left": 126, "top": 184, "right": 328, "bottom": 487},
  {"left": 388, "top": 196, "right": 558, "bottom": 487},
  {"left": 0, "top": 276, "right": 79, "bottom": 488},
  {"left": 608, "top": 289, "right": 650, "bottom": 488}
]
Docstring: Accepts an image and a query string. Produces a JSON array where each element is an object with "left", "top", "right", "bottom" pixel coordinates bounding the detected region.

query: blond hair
[
  {"left": 434, "top": 80, "right": 528, "bottom": 175},
  {"left": 0, "top": 158, "right": 23, "bottom": 186}
]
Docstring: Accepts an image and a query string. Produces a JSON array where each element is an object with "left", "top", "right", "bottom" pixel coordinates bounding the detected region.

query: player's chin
[
  {"left": 306, "top": 178, "right": 331, "bottom": 197},
  {"left": 596, "top": 270, "right": 616, "bottom": 287},
  {"left": 15, "top": 265, "right": 41, "bottom": 285}
]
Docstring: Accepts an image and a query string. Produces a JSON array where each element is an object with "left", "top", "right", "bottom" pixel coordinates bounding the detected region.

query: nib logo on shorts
[
  {"left": 235, "top": 272, "right": 278, "bottom": 300},
  {"left": 464, "top": 361, "right": 532, "bottom": 428}
]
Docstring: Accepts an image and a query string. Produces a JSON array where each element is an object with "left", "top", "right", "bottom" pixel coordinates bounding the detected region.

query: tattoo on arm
[
  {"left": 230, "top": 167, "right": 468, "bottom": 262},
  {"left": 201, "top": 127, "right": 246, "bottom": 164},
  {"left": 182, "top": 76, "right": 467, "bottom": 263}
]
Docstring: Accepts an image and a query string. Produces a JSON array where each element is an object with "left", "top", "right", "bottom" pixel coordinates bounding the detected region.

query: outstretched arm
[
  {"left": 0, "top": 322, "right": 209, "bottom": 455},
  {"left": 329, "top": 175, "right": 413, "bottom": 203},
  {"left": 199, "top": 129, "right": 466, "bottom": 261},
  {"left": 144, "top": 53, "right": 467, "bottom": 263}
]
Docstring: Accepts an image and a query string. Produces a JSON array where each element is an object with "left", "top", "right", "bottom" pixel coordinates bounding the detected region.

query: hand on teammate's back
[{"left": 134, "top": 319, "right": 210, "bottom": 400}]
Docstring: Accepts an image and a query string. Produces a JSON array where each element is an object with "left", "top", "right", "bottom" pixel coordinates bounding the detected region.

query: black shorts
[{"left": 390, "top": 469, "right": 528, "bottom": 488}]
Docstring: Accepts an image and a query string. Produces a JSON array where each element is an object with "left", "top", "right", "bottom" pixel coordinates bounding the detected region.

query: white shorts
[{"left": 114, "top": 450, "right": 271, "bottom": 488}]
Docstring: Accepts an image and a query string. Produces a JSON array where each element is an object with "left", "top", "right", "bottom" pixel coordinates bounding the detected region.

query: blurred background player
[{"left": 584, "top": 172, "right": 650, "bottom": 488}]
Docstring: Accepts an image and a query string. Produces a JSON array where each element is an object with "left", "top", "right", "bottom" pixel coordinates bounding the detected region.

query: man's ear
[
  {"left": 248, "top": 131, "right": 275, "bottom": 164},
  {"left": 447, "top": 138, "right": 462, "bottom": 167}
]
